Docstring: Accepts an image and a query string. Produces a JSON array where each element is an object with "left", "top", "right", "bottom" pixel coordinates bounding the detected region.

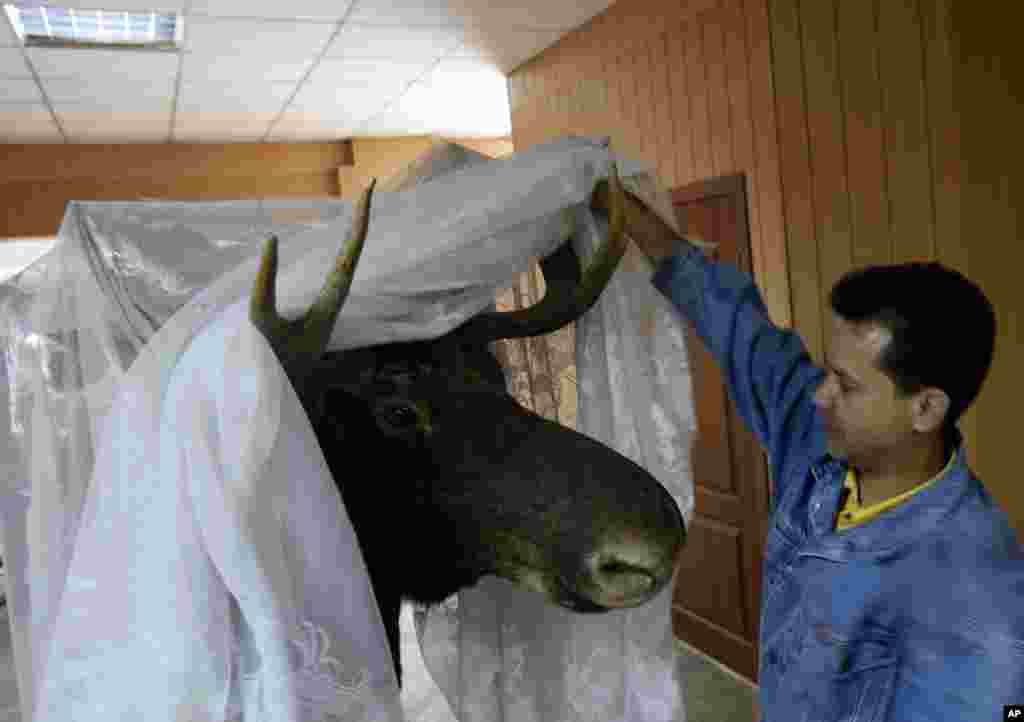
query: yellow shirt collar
[{"left": 836, "top": 450, "right": 956, "bottom": 531}]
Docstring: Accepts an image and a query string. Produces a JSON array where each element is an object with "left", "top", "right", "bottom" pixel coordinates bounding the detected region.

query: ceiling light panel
[
  {"left": 183, "top": 17, "right": 335, "bottom": 58},
  {"left": 0, "top": 105, "right": 62, "bottom": 140},
  {"left": 34, "top": 0, "right": 185, "bottom": 10},
  {"left": 6, "top": 4, "right": 182, "bottom": 49},
  {"left": 187, "top": 0, "right": 355, "bottom": 21},
  {"left": 326, "top": 23, "right": 464, "bottom": 60}
]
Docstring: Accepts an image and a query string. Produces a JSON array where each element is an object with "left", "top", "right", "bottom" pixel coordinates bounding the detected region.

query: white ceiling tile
[
  {"left": 269, "top": 111, "right": 356, "bottom": 141},
  {"left": 183, "top": 17, "right": 335, "bottom": 58},
  {"left": 0, "top": 48, "right": 31, "bottom": 76},
  {"left": 300, "top": 58, "right": 430, "bottom": 97},
  {"left": 43, "top": 0, "right": 186, "bottom": 9},
  {"left": 42, "top": 75, "right": 175, "bottom": 104},
  {"left": 0, "top": 104, "right": 63, "bottom": 141},
  {"left": 178, "top": 81, "right": 295, "bottom": 113},
  {"left": 378, "top": 59, "right": 509, "bottom": 135},
  {"left": 180, "top": 53, "right": 313, "bottom": 84},
  {"left": 1, "top": 78, "right": 42, "bottom": 103},
  {"left": 451, "top": 25, "right": 565, "bottom": 72},
  {"left": 188, "top": 0, "right": 355, "bottom": 21},
  {"left": 26, "top": 47, "right": 180, "bottom": 79},
  {"left": 326, "top": 23, "right": 463, "bottom": 60},
  {"left": 356, "top": 108, "right": 433, "bottom": 137},
  {"left": 53, "top": 94, "right": 173, "bottom": 114},
  {"left": 445, "top": 0, "right": 610, "bottom": 29},
  {"left": 345, "top": 0, "right": 462, "bottom": 26},
  {"left": 57, "top": 108, "right": 172, "bottom": 141},
  {"left": 286, "top": 91, "right": 394, "bottom": 127},
  {"left": 173, "top": 111, "right": 276, "bottom": 141},
  {"left": 282, "top": 94, "right": 374, "bottom": 123}
]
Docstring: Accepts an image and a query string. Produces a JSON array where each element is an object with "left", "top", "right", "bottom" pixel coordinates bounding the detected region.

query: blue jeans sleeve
[{"left": 651, "top": 249, "right": 824, "bottom": 493}]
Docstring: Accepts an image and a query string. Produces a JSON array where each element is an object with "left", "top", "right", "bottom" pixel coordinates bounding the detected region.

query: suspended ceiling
[{"left": 0, "top": 0, "right": 612, "bottom": 143}]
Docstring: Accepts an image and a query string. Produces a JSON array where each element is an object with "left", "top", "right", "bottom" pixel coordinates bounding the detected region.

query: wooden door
[{"left": 670, "top": 174, "right": 771, "bottom": 684}]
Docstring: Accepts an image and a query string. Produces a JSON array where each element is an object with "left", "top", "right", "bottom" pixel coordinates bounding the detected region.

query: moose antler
[
  {"left": 448, "top": 162, "right": 628, "bottom": 345},
  {"left": 250, "top": 180, "right": 376, "bottom": 405}
]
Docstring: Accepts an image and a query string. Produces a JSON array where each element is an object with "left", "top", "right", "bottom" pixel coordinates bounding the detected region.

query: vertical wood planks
[
  {"left": 703, "top": 4, "right": 735, "bottom": 176},
  {"left": 667, "top": 23, "right": 697, "bottom": 187},
  {"left": 770, "top": 0, "right": 824, "bottom": 361},
  {"left": 800, "top": 0, "right": 853, "bottom": 327},
  {"left": 920, "top": 0, "right": 976, "bottom": 455},
  {"left": 837, "top": 0, "right": 891, "bottom": 269},
  {"left": 686, "top": 17, "right": 715, "bottom": 181},
  {"left": 744, "top": 0, "right": 791, "bottom": 328},
  {"left": 879, "top": 0, "right": 935, "bottom": 263},
  {"left": 652, "top": 33, "right": 679, "bottom": 188},
  {"left": 723, "top": 2, "right": 761, "bottom": 286},
  {"left": 632, "top": 43, "right": 657, "bottom": 169}
]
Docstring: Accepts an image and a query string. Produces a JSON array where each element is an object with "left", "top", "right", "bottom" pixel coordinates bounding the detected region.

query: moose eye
[{"left": 384, "top": 404, "right": 418, "bottom": 428}]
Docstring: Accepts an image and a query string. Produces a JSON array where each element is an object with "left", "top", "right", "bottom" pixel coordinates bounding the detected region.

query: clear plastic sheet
[{"left": 0, "top": 136, "right": 696, "bottom": 721}]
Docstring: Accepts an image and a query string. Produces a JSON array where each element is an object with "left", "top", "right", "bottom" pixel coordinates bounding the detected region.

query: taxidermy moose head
[{"left": 249, "top": 165, "right": 686, "bottom": 684}]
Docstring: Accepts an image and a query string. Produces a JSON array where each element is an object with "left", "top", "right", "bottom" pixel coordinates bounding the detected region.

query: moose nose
[{"left": 584, "top": 540, "right": 673, "bottom": 608}]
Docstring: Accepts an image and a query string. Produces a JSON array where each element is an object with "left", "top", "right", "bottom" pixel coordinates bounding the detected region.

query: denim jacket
[{"left": 651, "top": 249, "right": 1024, "bottom": 721}]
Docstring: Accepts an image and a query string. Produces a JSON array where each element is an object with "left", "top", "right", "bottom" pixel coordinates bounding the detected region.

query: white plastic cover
[{"left": 0, "top": 136, "right": 696, "bottom": 721}]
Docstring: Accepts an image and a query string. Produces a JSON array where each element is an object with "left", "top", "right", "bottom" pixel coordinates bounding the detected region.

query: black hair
[{"left": 829, "top": 262, "right": 996, "bottom": 430}]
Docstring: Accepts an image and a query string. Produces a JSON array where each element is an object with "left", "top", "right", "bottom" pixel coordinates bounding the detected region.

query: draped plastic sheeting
[{"left": 0, "top": 136, "right": 696, "bottom": 722}]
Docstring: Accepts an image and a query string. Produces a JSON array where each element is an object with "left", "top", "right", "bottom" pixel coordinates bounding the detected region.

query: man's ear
[{"left": 912, "top": 387, "right": 951, "bottom": 433}]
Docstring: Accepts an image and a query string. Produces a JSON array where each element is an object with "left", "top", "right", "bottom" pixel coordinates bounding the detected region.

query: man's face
[{"left": 813, "top": 314, "right": 916, "bottom": 470}]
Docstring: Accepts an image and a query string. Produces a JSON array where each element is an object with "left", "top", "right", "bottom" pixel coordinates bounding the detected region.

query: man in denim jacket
[{"left": 592, "top": 173, "right": 1024, "bottom": 721}]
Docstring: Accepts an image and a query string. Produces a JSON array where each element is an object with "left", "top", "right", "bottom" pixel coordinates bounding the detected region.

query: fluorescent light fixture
[{"left": 3, "top": 4, "right": 181, "bottom": 50}]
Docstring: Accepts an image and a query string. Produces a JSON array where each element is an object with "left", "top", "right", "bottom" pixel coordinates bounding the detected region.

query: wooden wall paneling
[
  {"left": 0, "top": 141, "right": 349, "bottom": 184},
  {"left": 723, "top": 1, "right": 763, "bottom": 296},
  {"left": 561, "top": 64, "right": 574, "bottom": 139},
  {"left": 955, "top": 0, "right": 1022, "bottom": 528},
  {"left": 702, "top": 4, "right": 735, "bottom": 177},
  {"left": 666, "top": 23, "right": 697, "bottom": 188},
  {"left": 618, "top": 51, "right": 643, "bottom": 161},
  {"left": 599, "top": 50, "right": 624, "bottom": 154},
  {"left": 530, "top": 69, "right": 544, "bottom": 144},
  {"left": 878, "top": 0, "right": 935, "bottom": 263},
  {"left": 800, "top": 0, "right": 854, "bottom": 327},
  {"left": 743, "top": 0, "right": 792, "bottom": 328},
  {"left": 686, "top": 18, "right": 715, "bottom": 181},
  {"left": 920, "top": 0, "right": 978, "bottom": 455},
  {"left": 598, "top": 51, "right": 620, "bottom": 152},
  {"left": 1, "top": 170, "right": 340, "bottom": 238},
  {"left": 769, "top": 0, "right": 825, "bottom": 362},
  {"left": 651, "top": 33, "right": 678, "bottom": 188},
  {"left": 837, "top": 0, "right": 892, "bottom": 269},
  {"left": 632, "top": 42, "right": 658, "bottom": 170}
]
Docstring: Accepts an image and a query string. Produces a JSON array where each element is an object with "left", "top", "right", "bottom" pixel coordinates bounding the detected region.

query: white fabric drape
[{"left": 0, "top": 137, "right": 695, "bottom": 722}]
